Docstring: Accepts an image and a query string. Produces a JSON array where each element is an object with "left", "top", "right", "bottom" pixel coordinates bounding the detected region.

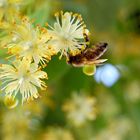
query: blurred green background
[{"left": 0, "top": 0, "right": 140, "bottom": 139}]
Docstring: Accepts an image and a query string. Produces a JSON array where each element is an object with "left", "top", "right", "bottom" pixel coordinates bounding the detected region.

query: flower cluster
[
  {"left": 42, "top": 127, "right": 74, "bottom": 140},
  {"left": 2, "top": 108, "right": 31, "bottom": 140},
  {"left": 95, "top": 117, "right": 132, "bottom": 140},
  {"left": 63, "top": 92, "right": 97, "bottom": 126},
  {"left": 0, "top": 0, "right": 22, "bottom": 22},
  {"left": 0, "top": 9, "right": 89, "bottom": 105}
]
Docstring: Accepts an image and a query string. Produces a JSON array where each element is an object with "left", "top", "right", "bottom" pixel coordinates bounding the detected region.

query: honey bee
[{"left": 67, "top": 34, "right": 108, "bottom": 67}]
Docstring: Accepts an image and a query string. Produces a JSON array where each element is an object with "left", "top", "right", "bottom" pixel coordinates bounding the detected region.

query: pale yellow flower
[
  {"left": 48, "top": 11, "right": 88, "bottom": 58},
  {"left": 42, "top": 127, "right": 74, "bottom": 140},
  {"left": 0, "top": 0, "right": 22, "bottom": 21},
  {"left": 63, "top": 92, "right": 97, "bottom": 126},
  {"left": 5, "top": 17, "right": 55, "bottom": 65},
  {"left": 125, "top": 81, "right": 140, "bottom": 102},
  {"left": 0, "top": 59, "right": 48, "bottom": 103},
  {"left": 2, "top": 108, "right": 31, "bottom": 140},
  {"left": 95, "top": 117, "right": 133, "bottom": 140}
]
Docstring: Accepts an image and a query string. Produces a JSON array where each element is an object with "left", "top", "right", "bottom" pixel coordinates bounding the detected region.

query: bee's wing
[
  {"left": 93, "top": 43, "right": 108, "bottom": 60},
  {"left": 84, "top": 43, "right": 108, "bottom": 61},
  {"left": 84, "top": 59, "right": 107, "bottom": 65}
]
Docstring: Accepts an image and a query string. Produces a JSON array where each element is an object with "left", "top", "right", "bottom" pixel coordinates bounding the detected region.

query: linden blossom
[
  {"left": 43, "top": 127, "right": 74, "bottom": 140},
  {"left": 47, "top": 11, "right": 89, "bottom": 58},
  {"left": 0, "top": 0, "right": 22, "bottom": 21},
  {"left": 62, "top": 92, "right": 97, "bottom": 126},
  {"left": 0, "top": 59, "right": 48, "bottom": 103},
  {"left": 4, "top": 16, "right": 56, "bottom": 65}
]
